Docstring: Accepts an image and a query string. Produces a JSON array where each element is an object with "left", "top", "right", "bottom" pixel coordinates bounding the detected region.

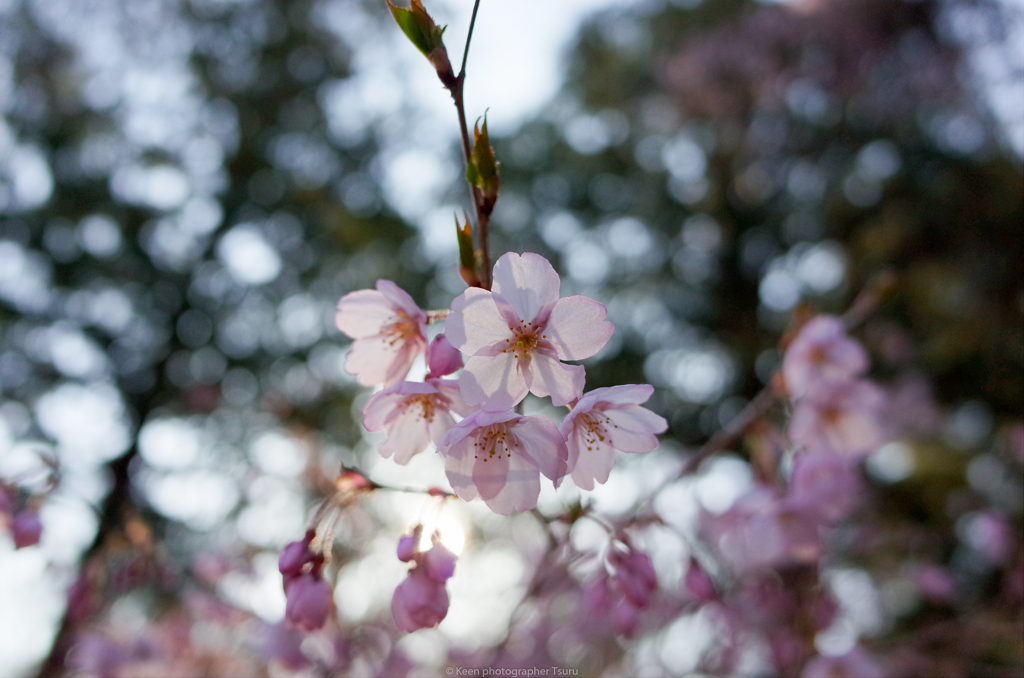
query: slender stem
[
  {"left": 445, "top": 0, "right": 492, "bottom": 289},
  {"left": 459, "top": 0, "right": 483, "bottom": 79}
]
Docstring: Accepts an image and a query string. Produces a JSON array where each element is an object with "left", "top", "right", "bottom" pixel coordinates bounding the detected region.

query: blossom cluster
[
  {"left": 692, "top": 315, "right": 895, "bottom": 674},
  {"left": 391, "top": 525, "right": 458, "bottom": 632},
  {"left": 338, "top": 252, "right": 668, "bottom": 515}
]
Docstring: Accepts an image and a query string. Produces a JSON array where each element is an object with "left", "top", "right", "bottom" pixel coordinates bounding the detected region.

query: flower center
[
  {"left": 577, "top": 411, "right": 619, "bottom": 451},
  {"left": 501, "top": 319, "right": 548, "bottom": 360},
  {"left": 381, "top": 310, "right": 420, "bottom": 350},
  {"left": 473, "top": 424, "right": 517, "bottom": 461},
  {"left": 400, "top": 394, "right": 437, "bottom": 424}
]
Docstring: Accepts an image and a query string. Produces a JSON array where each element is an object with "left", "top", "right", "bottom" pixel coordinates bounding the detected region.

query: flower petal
[
  {"left": 446, "top": 288, "right": 510, "bottom": 356},
  {"left": 511, "top": 415, "right": 568, "bottom": 483},
  {"left": 376, "top": 280, "right": 426, "bottom": 322},
  {"left": 567, "top": 425, "right": 616, "bottom": 490},
  {"left": 444, "top": 433, "right": 481, "bottom": 501},
  {"left": 475, "top": 449, "right": 542, "bottom": 515},
  {"left": 335, "top": 289, "right": 394, "bottom": 338},
  {"left": 545, "top": 295, "right": 614, "bottom": 360},
  {"left": 459, "top": 353, "right": 528, "bottom": 411},
  {"left": 523, "top": 351, "right": 585, "bottom": 407},
  {"left": 378, "top": 405, "right": 444, "bottom": 465},
  {"left": 491, "top": 252, "right": 560, "bottom": 322},
  {"left": 600, "top": 405, "right": 668, "bottom": 452}
]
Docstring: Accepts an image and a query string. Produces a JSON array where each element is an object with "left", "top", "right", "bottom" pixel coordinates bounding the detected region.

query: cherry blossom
[
  {"left": 284, "top": 571, "right": 333, "bottom": 632},
  {"left": 361, "top": 333, "right": 475, "bottom": 464},
  {"left": 783, "top": 315, "right": 868, "bottom": 400},
  {"left": 335, "top": 280, "right": 428, "bottom": 387},
  {"left": 362, "top": 380, "right": 474, "bottom": 464},
  {"left": 279, "top": 530, "right": 332, "bottom": 632},
  {"left": 582, "top": 541, "right": 658, "bottom": 637},
  {"left": 560, "top": 384, "right": 667, "bottom": 490},
  {"left": 391, "top": 529, "right": 457, "bottom": 633},
  {"left": 439, "top": 409, "right": 568, "bottom": 515},
  {"left": 788, "top": 379, "right": 888, "bottom": 457},
  {"left": 445, "top": 252, "right": 614, "bottom": 411}
]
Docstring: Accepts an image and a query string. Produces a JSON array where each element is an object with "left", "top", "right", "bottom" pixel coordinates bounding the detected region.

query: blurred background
[{"left": 0, "top": 0, "right": 1021, "bottom": 675}]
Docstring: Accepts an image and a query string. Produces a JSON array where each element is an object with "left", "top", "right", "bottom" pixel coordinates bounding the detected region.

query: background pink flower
[
  {"left": 783, "top": 315, "right": 868, "bottom": 400},
  {"left": 445, "top": 252, "right": 614, "bottom": 411},
  {"left": 336, "top": 280, "right": 428, "bottom": 387},
  {"left": 560, "top": 384, "right": 668, "bottom": 490},
  {"left": 439, "top": 409, "right": 568, "bottom": 515}
]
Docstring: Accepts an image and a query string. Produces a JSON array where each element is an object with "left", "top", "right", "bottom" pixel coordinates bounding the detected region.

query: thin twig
[{"left": 458, "top": 0, "right": 482, "bottom": 79}]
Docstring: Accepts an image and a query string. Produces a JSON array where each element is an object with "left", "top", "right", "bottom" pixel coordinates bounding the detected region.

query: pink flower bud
[
  {"left": 391, "top": 568, "right": 450, "bottom": 633},
  {"left": 12, "top": 511, "right": 42, "bottom": 549},
  {"left": 279, "top": 530, "right": 315, "bottom": 577},
  {"left": 397, "top": 526, "right": 422, "bottom": 563},
  {"left": 426, "top": 334, "right": 463, "bottom": 378},
  {"left": 423, "top": 540, "right": 457, "bottom": 583},
  {"left": 284, "top": 572, "right": 332, "bottom": 632}
]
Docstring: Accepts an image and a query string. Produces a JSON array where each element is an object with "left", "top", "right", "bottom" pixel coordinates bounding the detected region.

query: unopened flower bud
[
  {"left": 397, "top": 526, "right": 423, "bottom": 562},
  {"left": 284, "top": 571, "right": 332, "bottom": 632}
]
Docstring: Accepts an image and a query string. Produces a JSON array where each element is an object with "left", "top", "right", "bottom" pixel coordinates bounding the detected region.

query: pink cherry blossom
[
  {"left": 582, "top": 542, "right": 658, "bottom": 638},
  {"left": 702, "top": 486, "right": 824, "bottom": 572},
  {"left": 439, "top": 410, "right": 568, "bottom": 515},
  {"left": 392, "top": 567, "right": 450, "bottom": 633},
  {"left": 788, "top": 379, "right": 888, "bottom": 457},
  {"left": 335, "top": 280, "right": 428, "bottom": 387},
  {"left": 783, "top": 315, "right": 868, "bottom": 400},
  {"left": 445, "top": 252, "right": 614, "bottom": 411},
  {"left": 279, "top": 529, "right": 316, "bottom": 577},
  {"left": 284, "top": 571, "right": 333, "bottom": 632},
  {"left": 362, "top": 378, "right": 475, "bottom": 464},
  {"left": 560, "top": 384, "right": 668, "bottom": 490},
  {"left": 396, "top": 526, "right": 422, "bottom": 562},
  {"left": 391, "top": 531, "right": 456, "bottom": 633}
]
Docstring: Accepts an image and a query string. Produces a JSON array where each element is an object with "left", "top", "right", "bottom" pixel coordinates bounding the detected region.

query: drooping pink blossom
[
  {"left": 392, "top": 567, "right": 450, "bottom": 633},
  {"left": 11, "top": 510, "right": 42, "bottom": 549},
  {"left": 279, "top": 529, "right": 332, "bottom": 632},
  {"left": 336, "top": 280, "right": 428, "bottom": 387},
  {"left": 560, "top": 384, "right": 667, "bottom": 490},
  {"left": 788, "top": 379, "right": 888, "bottom": 457},
  {"left": 362, "top": 378, "right": 475, "bottom": 464},
  {"left": 284, "top": 571, "right": 333, "bottom": 632},
  {"left": 279, "top": 529, "right": 316, "bottom": 577},
  {"left": 391, "top": 529, "right": 457, "bottom": 633},
  {"left": 582, "top": 541, "right": 658, "bottom": 638},
  {"left": 445, "top": 252, "right": 614, "bottom": 411},
  {"left": 439, "top": 410, "right": 568, "bottom": 515},
  {"left": 783, "top": 315, "right": 868, "bottom": 400}
]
